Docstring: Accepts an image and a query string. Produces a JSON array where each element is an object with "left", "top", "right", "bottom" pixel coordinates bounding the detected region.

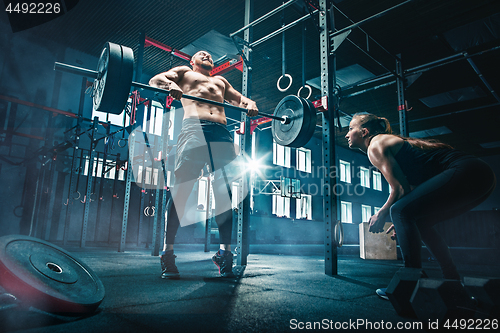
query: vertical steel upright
[
  {"left": 118, "top": 32, "right": 146, "bottom": 252},
  {"left": 63, "top": 77, "right": 85, "bottom": 245},
  {"left": 120, "top": 130, "right": 135, "bottom": 252},
  {"left": 320, "top": 0, "right": 339, "bottom": 276},
  {"left": 237, "top": 0, "right": 253, "bottom": 266},
  {"left": 109, "top": 152, "right": 120, "bottom": 245},
  {"left": 81, "top": 117, "right": 99, "bottom": 247},
  {"left": 152, "top": 107, "right": 170, "bottom": 256},
  {"left": 136, "top": 32, "right": 146, "bottom": 83},
  {"left": 204, "top": 174, "right": 214, "bottom": 252},
  {"left": 95, "top": 121, "right": 111, "bottom": 242},
  {"left": 138, "top": 150, "right": 147, "bottom": 247},
  {"left": 396, "top": 54, "right": 408, "bottom": 137}
]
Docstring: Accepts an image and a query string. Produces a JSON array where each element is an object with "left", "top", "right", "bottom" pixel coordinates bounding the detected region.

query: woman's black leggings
[{"left": 390, "top": 157, "right": 496, "bottom": 279}]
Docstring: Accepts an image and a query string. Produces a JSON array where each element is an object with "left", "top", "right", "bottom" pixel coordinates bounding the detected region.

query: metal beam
[
  {"left": 330, "top": 0, "right": 414, "bottom": 38},
  {"left": 320, "top": 0, "right": 339, "bottom": 276},
  {"left": 250, "top": 9, "right": 319, "bottom": 48},
  {"left": 237, "top": 0, "right": 253, "bottom": 266},
  {"left": 466, "top": 56, "right": 500, "bottom": 103},
  {"left": 396, "top": 54, "right": 408, "bottom": 137}
]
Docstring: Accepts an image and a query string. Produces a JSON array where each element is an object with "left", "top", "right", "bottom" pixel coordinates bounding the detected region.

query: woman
[{"left": 345, "top": 113, "right": 496, "bottom": 287}]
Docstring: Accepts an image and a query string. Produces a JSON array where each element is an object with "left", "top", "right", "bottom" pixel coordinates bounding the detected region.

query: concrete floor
[{"left": 1, "top": 245, "right": 499, "bottom": 333}]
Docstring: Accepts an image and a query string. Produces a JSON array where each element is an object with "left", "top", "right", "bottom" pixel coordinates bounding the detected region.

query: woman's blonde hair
[{"left": 353, "top": 113, "right": 453, "bottom": 150}]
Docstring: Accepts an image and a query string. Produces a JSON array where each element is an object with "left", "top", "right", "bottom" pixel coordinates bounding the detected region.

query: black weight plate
[
  {"left": 272, "top": 95, "right": 315, "bottom": 148},
  {"left": 302, "top": 98, "right": 318, "bottom": 145},
  {"left": 272, "top": 95, "right": 304, "bottom": 147},
  {"left": 0, "top": 235, "right": 105, "bottom": 315},
  {"left": 287, "top": 99, "right": 308, "bottom": 147},
  {"left": 293, "top": 97, "right": 315, "bottom": 148},
  {"left": 93, "top": 42, "right": 134, "bottom": 115}
]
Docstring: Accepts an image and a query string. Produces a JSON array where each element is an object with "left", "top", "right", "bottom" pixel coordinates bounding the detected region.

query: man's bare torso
[{"left": 177, "top": 69, "right": 228, "bottom": 125}]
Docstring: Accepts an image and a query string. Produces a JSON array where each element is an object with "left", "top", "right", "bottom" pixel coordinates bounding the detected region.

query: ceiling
[{"left": 4, "top": 0, "right": 500, "bottom": 157}]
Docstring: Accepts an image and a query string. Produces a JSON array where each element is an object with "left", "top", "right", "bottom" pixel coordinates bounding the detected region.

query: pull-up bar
[
  {"left": 250, "top": 9, "right": 319, "bottom": 48},
  {"left": 229, "top": 0, "right": 298, "bottom": 37}
]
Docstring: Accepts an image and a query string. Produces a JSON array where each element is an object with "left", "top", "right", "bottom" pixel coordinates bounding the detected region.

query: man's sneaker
[
  {"left": 376, "top": 288, "right": 389, "bottom": 300},
  {"left": 160, "top": 251, "right": 180, "bottom": 279},
  {"left": 212, "top": 250, "right": 235, "bottom": 278}
]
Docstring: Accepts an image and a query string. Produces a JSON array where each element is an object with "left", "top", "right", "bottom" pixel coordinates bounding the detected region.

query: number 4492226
[{"left": 6, "top": 3, "right": 61, "bottom": 14}]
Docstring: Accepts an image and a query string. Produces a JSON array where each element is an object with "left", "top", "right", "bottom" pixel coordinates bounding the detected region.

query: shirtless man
[{"left": 149, "top": 51, "right": 258, "bottom": 278}]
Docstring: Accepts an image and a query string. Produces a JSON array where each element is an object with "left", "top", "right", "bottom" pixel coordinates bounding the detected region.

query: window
[
  {"left": 280, "top": 177, "right": 301, "bottom": 198},
  {"left": 296, "top": 148, "right": 311, "bottom": 173},
  {"left": 361, "top": 205, "right": 372, "bottom": 222},
  {"left": 339, "top": 160, "right": 351, "bottom": 183},
  {"left": 104, "top": 159, "right": 115, "bottom": 180},
  {"left": 373, "top": 171, "right": 382, "bottom": 191},
  {"left": 273, "top": 140, "right": 291, "bottom": 168},
  {"left": 84, "top": 156, "right": 125, "bottom": 181},
  {"left": 272, "top": 193, "right": 290, "bottom": 218},
  {"left": 252, "top": 131, "right": 256, "bottom": 160},
  {"left": 231, "top": 182, "right": 239, "bottom": 210},
  {"left": 197, "top": 177, "right": 215, "bottom": 210},
  {"left": 360, "top": 167, "right": 370, "bottom": 188},
  {"left": 374, "top": 207, "right": 382, "bottom": 215},
  {"left": 93, "top": 100, "right": 175, "bottom": 140},
  {"left": 340, "top": 201, "right": 352, "bottom": 223},
  {"left": 148, "top": 102, "right": 175, "bottom": 137},
  {"left": 234, "top": 131, "right": 256, "bottom": 157},
  {"left": 296, "top": 194, "right": 312, "bottom": 220}
]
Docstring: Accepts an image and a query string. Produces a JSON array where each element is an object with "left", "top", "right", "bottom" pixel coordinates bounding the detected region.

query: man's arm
[
  {"left": 149, "top": 66, "right": 191, "bottom": 100},
  {"left": 218, "top": 76, "right": 259, "bottom": 117}
]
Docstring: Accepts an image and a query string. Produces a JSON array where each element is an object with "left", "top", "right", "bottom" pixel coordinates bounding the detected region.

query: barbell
[{"left": 54, "top": 42, "right": 317, "bottom": 148}]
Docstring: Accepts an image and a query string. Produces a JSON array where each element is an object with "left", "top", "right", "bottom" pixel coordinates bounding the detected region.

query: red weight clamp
[{"left": 236, "top": 117, "right": 272, "bottom": 135}]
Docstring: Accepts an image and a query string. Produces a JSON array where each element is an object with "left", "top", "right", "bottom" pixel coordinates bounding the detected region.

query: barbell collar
[{"left": 54, "top": 62, "right": 287, "bottom": 123}]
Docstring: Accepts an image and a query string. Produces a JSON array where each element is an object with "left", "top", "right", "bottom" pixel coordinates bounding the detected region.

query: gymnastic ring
[
  {"left": 13, "top": 205, "right": 23, "bottom": 218},
  {"left": 118, "top": 139, "right": 128, "bottom": 148},
  {"left": 297, "top": 85, "right": 312, "bottom": 99},
  {"left": 72, "top": 191, "right": 81, "bottom": 200},
  {"left": 144, "top": 207, "right": 150, "bottom": 217},
  {"left": 334, "top": 220, "right": 344, "bottom": 247},
  {"left": 277, "top": 74, "right": 293, "bottom": 92},
  {"left": 89, "top": 193, "right": 97, "bottom": 202}
]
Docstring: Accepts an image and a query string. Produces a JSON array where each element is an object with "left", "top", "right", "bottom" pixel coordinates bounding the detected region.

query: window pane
[
  {"left": 296, "top": 194, "right": 312, "bottom": 220},
  {"left": 360, "top": 167, "right": 370, "bottom": 188},
  {"left": 339, "top": 160, "right": 351, "bottom": 183},
  {"left": 198, "top": 178, "right": 207, "bottom": 209},
  {"left": 296, "top": 148, "right": 311, "bottom": 173},
  {"left": 373, "top": 171, "right": 382, "bottom": 191},
  {"left": 362, "top": 205, "right": 371, "bottom": 222},
  {"left": 341, "top": 201, "right": 352, "bottom": 223},
  {"left": 273, "top": 140, "right": 291, "bottom": 168}
]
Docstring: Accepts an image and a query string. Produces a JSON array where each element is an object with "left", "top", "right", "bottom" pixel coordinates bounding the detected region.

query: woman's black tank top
[{"left": 393, "top": 141, "right": 473, "bottom": 186}]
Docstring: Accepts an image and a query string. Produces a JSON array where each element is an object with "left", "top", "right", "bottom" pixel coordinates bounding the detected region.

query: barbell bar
[
  {"left": 53, "top": 63, "right": 289, "bottom": 124},
  {"left": 54, "top": 42, "right": 316, "bottom": 148}
]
